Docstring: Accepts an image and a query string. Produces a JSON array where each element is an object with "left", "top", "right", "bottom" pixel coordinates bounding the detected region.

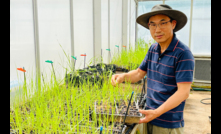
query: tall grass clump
[
  {"left": 111, "top": 38, "right": 154, "bottom": 70},
  {"left": 10, "top": 43, "right": 145, "bottom": 133}
]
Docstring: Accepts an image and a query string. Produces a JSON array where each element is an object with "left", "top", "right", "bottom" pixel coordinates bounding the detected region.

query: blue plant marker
[{"left": 100, "top": 126, "right": 103, "bottom": 134}]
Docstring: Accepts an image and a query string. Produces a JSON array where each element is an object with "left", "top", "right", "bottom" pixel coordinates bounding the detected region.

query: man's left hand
[{"left": 138, "top": 109, "right": 160, "bottom": 124}]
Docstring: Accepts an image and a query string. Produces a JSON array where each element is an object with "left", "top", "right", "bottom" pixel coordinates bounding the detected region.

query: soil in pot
[
  {"left": 122, "top": 68, "right": 129, "bottom": 73},
  {"left": 116, "top": 66, "right": 123, "bottom": 71}
]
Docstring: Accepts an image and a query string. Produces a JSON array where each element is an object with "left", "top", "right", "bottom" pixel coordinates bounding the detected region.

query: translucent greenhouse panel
[
  {"left": 110, "top": 0, "right": 123, "bottom": 62},
  {"left": 126, "top": 0, "right": 130, "bottom": 51},
  {"left": 101, "top": 0, "right": 108, "bottom": 63},
  {"left": 191, "top": 0, "right": 211, "bottom": 55},
  {"left": 137, "top": 1, "right": 163, "bottom": 44},
  {"left": 102, "top": 0, "right": 122, "bottom": 64},
  {"left": 165, "top": 0, "right": 191, "bottom": 47},
  {"left": 73, "top": 0, "right": 94, "bottom": 67},
  {"left": 10, "top": 0, "right": 36, "bottom": 88},
  {"left": 130, "top": 0, "right": 136, "bottom": 50},
  {"left": 37, "top": 0, "right": 71, "bottom": 82}
]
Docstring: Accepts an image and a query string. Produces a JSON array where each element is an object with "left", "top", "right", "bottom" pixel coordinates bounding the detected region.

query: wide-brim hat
[{"left": 136, "top": 4, "right": 187, "bottom": 32}]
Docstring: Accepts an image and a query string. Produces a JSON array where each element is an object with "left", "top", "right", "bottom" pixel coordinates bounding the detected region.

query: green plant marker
[
  {"left": 45, "top": 60, "right": 53, "bottom": 63},
  {"left": 115, "top": 45, "right": 119, "bottom": 55},
  {"left": 106, "top": 49, "right": 111, "bottom": 62},
  {"left": 45, "top": 60, "right": 56, "bottom": 80},
  {"left": 71, "top": 56, "right": 77, "bottom": 60},
  {"left": 71, "top": 56, "right": 77, "bottom": 71}
]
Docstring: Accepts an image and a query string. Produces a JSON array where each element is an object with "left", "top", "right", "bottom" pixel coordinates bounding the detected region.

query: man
[{"left": 111, "top": 4, "right": 194, "bottom": 134}]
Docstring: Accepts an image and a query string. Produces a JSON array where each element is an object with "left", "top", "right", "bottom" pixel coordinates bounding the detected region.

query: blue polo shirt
[{"left": 139, "top": 33, "right": 194, "bottom": 128}]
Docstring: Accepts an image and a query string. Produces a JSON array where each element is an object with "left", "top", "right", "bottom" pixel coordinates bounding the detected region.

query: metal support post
[
  {"left": 188, "top": 0, "right": 193, "bottom": 50},
  {"left": 70, "top": 0, "right": 75, "bottom": 70},
  {"left": 32, "top": 0, "right": 41, "bottom": 90}
]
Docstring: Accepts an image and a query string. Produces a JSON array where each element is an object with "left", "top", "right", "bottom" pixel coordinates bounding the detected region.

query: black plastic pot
[
  {"left": 85, "top": 71, "right": 93, "bottom": 75},
  {"left": 96, "top": 63, "right": 107, "bottom": 70},
  {"left": 90, "top": 76, "right": 103, "bottom": 88},
  {"left": 106, "top": 64, "right": 117, "bottom": 73},
  {"left": 77, "top": 69, "right": 87, "bottom": 75},
  {"left": 66, "top": 74, "right": 80, "bottom": 87},
  {"left": 96, "top": 68, "right": 104, "bottom": 75}
]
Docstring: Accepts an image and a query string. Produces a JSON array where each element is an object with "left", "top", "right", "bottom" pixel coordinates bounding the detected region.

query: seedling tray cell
[{"left": 94, "top": 99, "right": 143, "bottom": 124}]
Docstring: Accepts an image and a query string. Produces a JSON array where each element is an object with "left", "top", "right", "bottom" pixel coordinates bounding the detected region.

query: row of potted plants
[
  {"left": 10, "top": 39, "right": 150, "bottom": 133},
  {"left": 10, "top": 76, "right": 145, "bottom": 133}
]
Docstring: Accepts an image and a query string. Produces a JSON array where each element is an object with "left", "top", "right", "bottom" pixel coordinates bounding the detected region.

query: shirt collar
[{"left": 154, "top": 33, "right": 179, "bottom": 52}]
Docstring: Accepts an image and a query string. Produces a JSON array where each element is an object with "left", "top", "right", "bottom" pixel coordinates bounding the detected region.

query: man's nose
[{"left": 155, "top": 24, "right": 161, "bottom": 32}]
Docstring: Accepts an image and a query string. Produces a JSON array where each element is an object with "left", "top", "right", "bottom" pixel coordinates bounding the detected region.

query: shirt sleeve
[
  {"left": 138, "top": 51, "right": 149, "bottom": 72},
  {"left": 175, "top": 50, "right": 195, "bottom": 83}
]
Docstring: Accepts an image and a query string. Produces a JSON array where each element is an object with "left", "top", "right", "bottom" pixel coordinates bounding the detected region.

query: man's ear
[{"left": 172, "top": 20, "right": 177, "bottom": 30}]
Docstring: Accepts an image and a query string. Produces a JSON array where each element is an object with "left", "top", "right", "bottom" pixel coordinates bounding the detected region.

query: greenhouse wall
[
  {"left": 10, "top": 0, "right": 136, "bottom": 88},
  {"left": 10, "top": 0, "right": 211, "bottom": 89},
  {"left": 137, "top": 0, "right": 211, "bottom": 56}
]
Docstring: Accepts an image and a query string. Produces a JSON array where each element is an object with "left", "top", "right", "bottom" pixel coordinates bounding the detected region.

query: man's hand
[
  {"left": 138, "top": 83, "right": 191, "bottom": 124},
  {"left": 111, "top": 69, "right": 147, "bottom": 86},
  {"left": 138, "top": 109, "right": 160, "bottom": 124},
  {"left": 111, "top": 74, "right": 125, "bottom": 86}
]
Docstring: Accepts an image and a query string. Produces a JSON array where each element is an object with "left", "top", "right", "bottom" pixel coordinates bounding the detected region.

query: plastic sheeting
[{"left": 10, "top": 0, "right": 136, "bottom": 86}]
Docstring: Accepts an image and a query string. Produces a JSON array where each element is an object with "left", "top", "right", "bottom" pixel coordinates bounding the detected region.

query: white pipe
[
  {"left": 188, "top": 0, "right": 193, "bottom": 50},
  {"left": 32, "top": 0, "right": 41, "bottom": 90}
]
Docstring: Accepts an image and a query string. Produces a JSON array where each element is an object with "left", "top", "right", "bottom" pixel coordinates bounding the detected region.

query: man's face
[{"left": 148, "top": 14, "right": 177, "bottom": 44}]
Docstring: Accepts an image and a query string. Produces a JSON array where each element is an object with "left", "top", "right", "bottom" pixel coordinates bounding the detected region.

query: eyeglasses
[{"left": 148, "top": 20, "right": 172, "bottom": 30}]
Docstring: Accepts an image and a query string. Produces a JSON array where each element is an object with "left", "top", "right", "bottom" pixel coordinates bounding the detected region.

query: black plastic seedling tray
[{"left": 94, "top": 98, "right": 143, "bottom": 124}]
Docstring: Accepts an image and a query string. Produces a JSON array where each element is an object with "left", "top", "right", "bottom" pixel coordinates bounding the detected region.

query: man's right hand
[
  {"left": 111, "top": 69, "right": 146, "bottom": 86},
  {"left": 111, "top": 73, "right": 125, "bottom": 86}
]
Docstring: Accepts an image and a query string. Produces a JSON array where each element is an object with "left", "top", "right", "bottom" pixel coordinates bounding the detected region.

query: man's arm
[
  {"left": 111, "top": 68, "right": 147, "bottom": 86},
  {"left": 139, "top": 82, "right": 191, "bottom": 123}
]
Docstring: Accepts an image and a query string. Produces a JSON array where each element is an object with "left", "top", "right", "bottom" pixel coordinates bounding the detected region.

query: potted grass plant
[
  {"left": 10, "top": 42, "right": 148, "bottom": 133},
  {"left": 111, "top": 38, "right": 151, "bottom": 72}
]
